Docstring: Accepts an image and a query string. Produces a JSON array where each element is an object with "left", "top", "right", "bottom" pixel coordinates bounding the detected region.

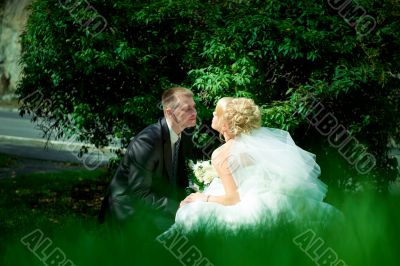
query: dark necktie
[{"left": 172, "top": 137, "right": 181, "bottom": 184}]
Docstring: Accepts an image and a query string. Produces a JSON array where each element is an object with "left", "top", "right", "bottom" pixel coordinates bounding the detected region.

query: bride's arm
[
  {"left": 180, "top": 143, "right": 240, "bottom": 207},
  {"left": 207, "top": 145, "right": 240, "bottom": 205}
]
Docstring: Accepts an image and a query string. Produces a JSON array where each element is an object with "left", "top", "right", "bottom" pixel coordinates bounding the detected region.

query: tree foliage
[{"left": 17, "top": 0, "right": 400, "bottom": 191}]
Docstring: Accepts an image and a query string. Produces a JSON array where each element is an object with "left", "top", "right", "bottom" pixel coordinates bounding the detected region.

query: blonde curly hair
[{"left": 223, "top": 97, "right": 261, "bottom": 137}]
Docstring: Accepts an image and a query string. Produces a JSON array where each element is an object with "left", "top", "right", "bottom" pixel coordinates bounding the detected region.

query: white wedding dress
[{"left": 173, "top": 127, "right": 341, "bottom": 234}]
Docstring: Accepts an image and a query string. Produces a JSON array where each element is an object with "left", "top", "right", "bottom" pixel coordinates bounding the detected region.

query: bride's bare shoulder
[{"left": 211, "top": 140, "right": 234, "bottom": 163}]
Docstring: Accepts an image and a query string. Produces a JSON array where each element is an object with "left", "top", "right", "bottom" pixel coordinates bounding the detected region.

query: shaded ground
[
  {"left": 0, "top": 153, "right": 110, "bottom": 235},
  {"left": 0, "top": 153, "right": 90, "bottom": 178},
  {"left": 0, "top": 157, "right": 110, "bottom": 258}
]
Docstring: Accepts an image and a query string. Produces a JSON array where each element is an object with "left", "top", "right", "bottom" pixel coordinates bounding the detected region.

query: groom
[{"left": 98, "top": 87, "right": 197, "bottom": 232}]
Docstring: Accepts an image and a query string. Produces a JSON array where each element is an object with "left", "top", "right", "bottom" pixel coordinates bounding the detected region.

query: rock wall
[{"left": 0, "top": 0, "right": 31, "bottom": 96}]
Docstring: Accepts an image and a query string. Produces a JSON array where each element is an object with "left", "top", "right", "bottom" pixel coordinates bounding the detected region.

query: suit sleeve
[{"left": 111, "top": 129, "right": 178, "bottom": 217}]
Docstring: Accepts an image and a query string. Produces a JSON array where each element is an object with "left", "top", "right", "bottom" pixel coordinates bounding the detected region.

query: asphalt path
[
  {"left": 0, "top": 110, "right": 43, "bottom": 139},
  {"left": 0, "top": 109, "right": 114, "bottom": 166}
]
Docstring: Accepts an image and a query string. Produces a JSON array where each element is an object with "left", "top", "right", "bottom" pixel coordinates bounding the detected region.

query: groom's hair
[{"left": 162, "top": 87, "right": 193, "bottom": 110}]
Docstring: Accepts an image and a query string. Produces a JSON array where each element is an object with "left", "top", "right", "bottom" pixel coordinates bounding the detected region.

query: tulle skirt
[{"left": 174, "top": 178, "right": 342, "bottom": 235}]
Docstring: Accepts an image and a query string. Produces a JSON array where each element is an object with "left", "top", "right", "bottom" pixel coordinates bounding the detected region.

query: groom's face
[{"left": 170, "top": 94, "right": 197, "bottom": 130}]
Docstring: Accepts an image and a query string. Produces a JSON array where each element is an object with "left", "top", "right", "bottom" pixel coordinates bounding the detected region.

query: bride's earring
[
  {"left": 219, "top": 131, "right": 224, "bottom": 142},
  {"left": 220, "top": 127, "right": 230, "bottom": 142}
]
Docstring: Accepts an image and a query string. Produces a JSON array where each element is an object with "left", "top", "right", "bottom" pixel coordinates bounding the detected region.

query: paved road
[
  {"left": 0, "top": 109, "right": 114, "bottom": 166},
  {"left": 0, "top": 110, "right": 43, "bottom": 139}
]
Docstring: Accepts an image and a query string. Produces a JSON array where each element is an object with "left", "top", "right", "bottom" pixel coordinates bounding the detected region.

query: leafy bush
[{"left": 17, "top": 0, "right": 400, "bottom": 191}]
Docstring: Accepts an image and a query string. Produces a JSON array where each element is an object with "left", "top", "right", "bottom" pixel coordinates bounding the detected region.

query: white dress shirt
[{"left": 166, "top": 118, "right": 180, "bottom": 157}]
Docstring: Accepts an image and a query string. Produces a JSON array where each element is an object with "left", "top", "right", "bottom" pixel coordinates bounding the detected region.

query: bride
[{"left": 172, "top": 97, "right": 341, "bottom": 234}]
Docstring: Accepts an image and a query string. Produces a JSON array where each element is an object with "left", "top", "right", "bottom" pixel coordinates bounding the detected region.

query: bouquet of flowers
[{"left": 186, "top": 159, "right": 218, "bottom": 193}]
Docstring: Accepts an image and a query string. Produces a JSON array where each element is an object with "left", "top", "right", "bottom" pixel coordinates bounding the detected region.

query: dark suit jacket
[{"left": 99, "top": 117, "right": 193, "bottom": 225}]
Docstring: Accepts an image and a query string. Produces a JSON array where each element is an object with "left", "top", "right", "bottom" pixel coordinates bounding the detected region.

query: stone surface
[{"left": 0, "top": 0, "right": 32, "bottom": 95}]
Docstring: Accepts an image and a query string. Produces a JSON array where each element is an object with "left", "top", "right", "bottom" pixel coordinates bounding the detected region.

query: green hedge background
[{"left": 17, "top": 0, "right": 400, "bottom": 191}]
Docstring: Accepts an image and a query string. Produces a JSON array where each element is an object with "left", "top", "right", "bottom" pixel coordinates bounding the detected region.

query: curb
[
  {"left": 0, "top": 135, "right": 120, "bottom": 153},
  {"left": 0, "top": 107, "right": 19, "bottom": 113},
  {"left": 0, "top": 135, "right": 119, "bottom": 166}
]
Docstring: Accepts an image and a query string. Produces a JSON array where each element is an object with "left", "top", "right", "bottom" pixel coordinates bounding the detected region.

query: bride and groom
[{"left": 99, "top": 87, "right": 339, "bottom": 236}]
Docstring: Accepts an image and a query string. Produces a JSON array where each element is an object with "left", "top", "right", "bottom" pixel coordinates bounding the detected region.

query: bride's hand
[
  {"left": 187, "top": 192, "right": 207, "bottom": 202},
  {"left": 179, "top": 192, "right": 207, "bottom": 208}
]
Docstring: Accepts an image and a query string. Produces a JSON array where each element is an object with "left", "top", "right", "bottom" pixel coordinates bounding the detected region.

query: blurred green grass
[
  {"left": 0, "top": 158, "right": 399, "bottom": 265},
  {"left": 0, "top": 168, "right": 109, "bottom": 259}
]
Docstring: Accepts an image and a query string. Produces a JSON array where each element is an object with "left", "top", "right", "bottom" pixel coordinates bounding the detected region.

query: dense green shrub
[{"left": 17, "top": 0, "right": 400, "bottom": 191}]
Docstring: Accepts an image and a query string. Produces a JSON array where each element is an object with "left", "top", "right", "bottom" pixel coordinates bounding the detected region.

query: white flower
[{"left": 190, "top": 160, "right": 218, "bottom": 189}]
